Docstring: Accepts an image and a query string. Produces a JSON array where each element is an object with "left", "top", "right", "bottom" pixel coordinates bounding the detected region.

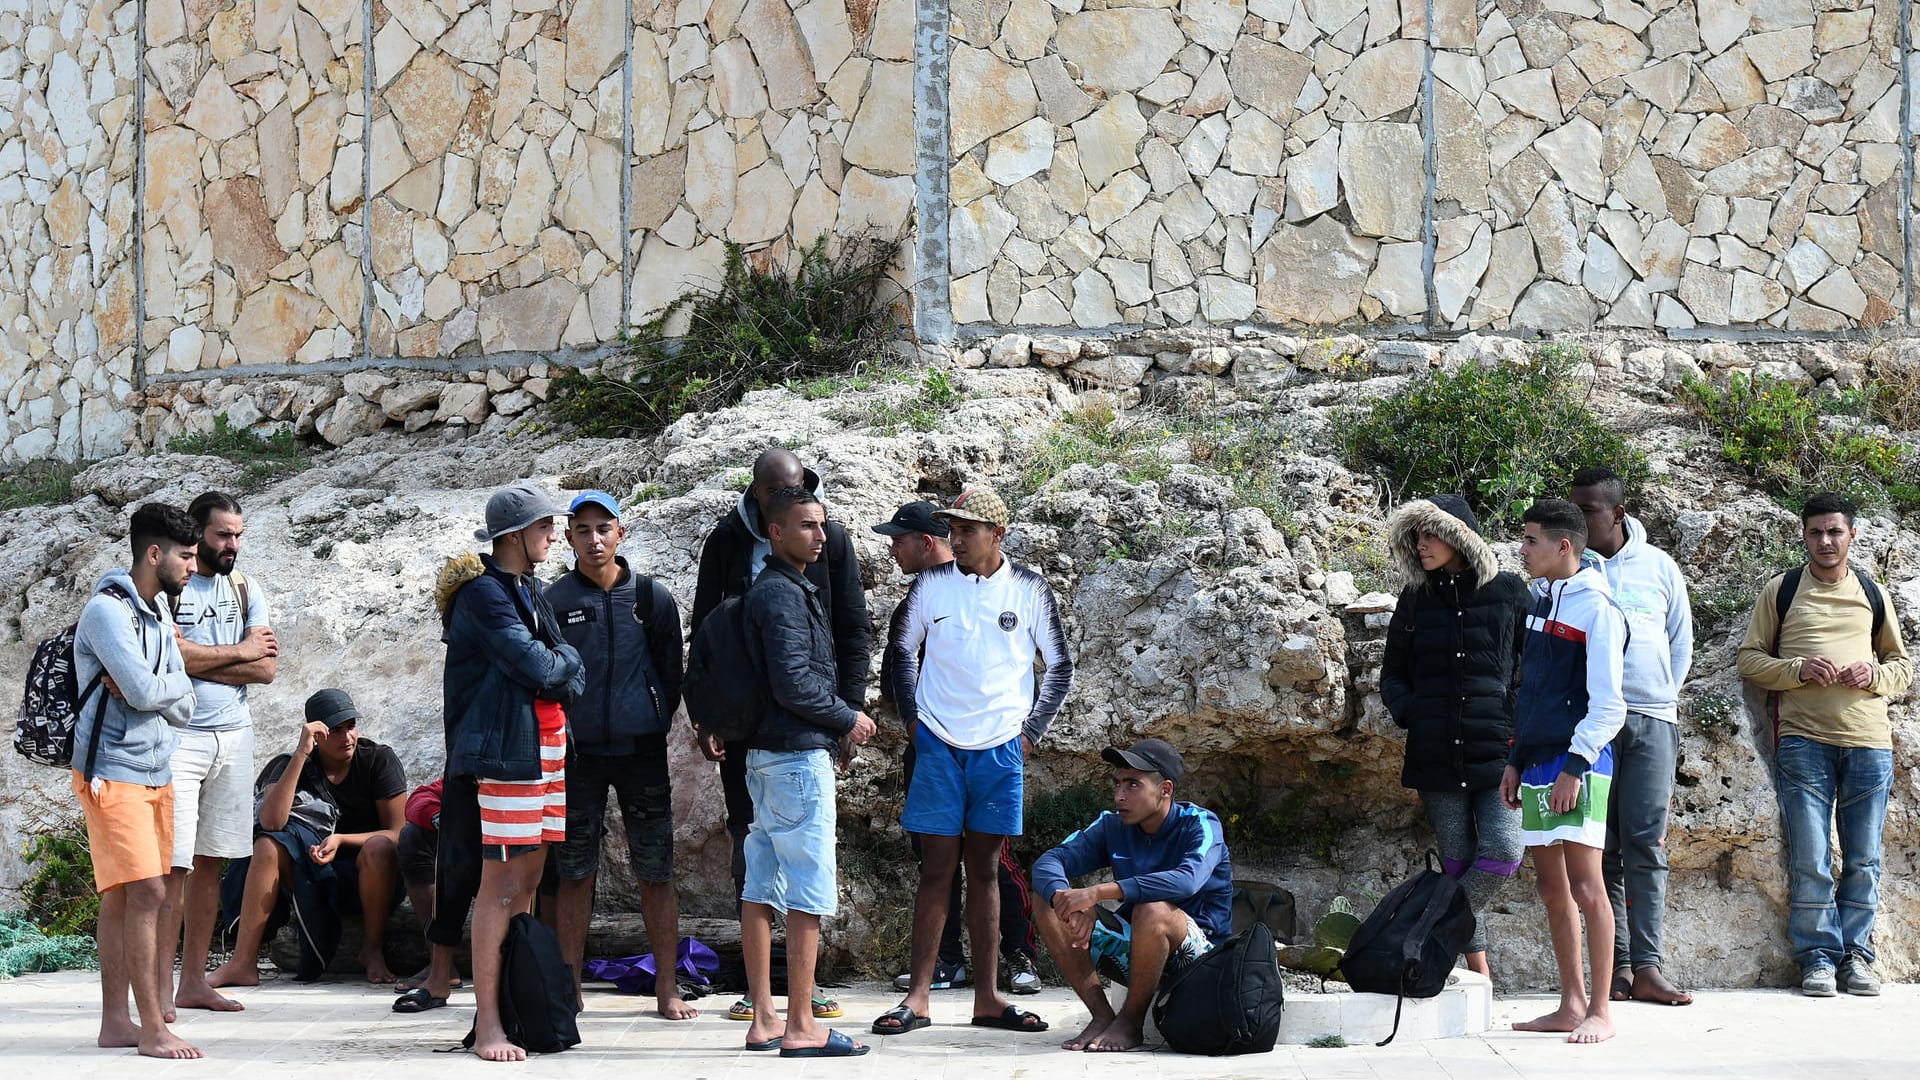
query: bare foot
[
  {"left": 396, "top": 968, "right": 462, "bottom": 992},
  {"left": 360, "top": 949, "right": 395, "bottom": 983},
  {"left": 1514, "top": 1006, "right": 1585, "bottom": 1033},
  {"left": 174, "top": 983, "right": 245, "bottom": 1012},
  {"left": 744, "top": 1017, "right": 786, "bottom": 1048},
  {"left": 1062, "top": 1017, "right": 1110, "bottom": 1051},
  {"left": 656, "top": 993, "right": 699, "bottom": 1020},
  {"left": 471, "top": 1037, "right": 527, "bottom": 1062},
  {"left": 1609, "top": 965, "right": 1633, "bottom": 1001},
  {"left": 1085, "top": 1018, "right": 1143, "bottom": 1052},
  {"left": 1568, "top": 1013, "right": 1616, "bottom": 1044},
  {"left": 1631, "top": 967, "right": 1694, "bottom": 1006},
  {"left": 138, "top": 1031, "right": 205, "bottom": 1060},
  {"left": 98, "top": 1020, "right": 142, "bottom": 1048},
  {"left": 206, "top": 960, "right": 261, "bottom": 989}
]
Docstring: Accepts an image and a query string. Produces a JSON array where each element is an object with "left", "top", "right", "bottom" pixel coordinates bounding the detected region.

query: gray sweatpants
[
  {"left": 1421, "top": 786, "right": 1524, "bottom": 954},
  {"left": 1604, "top": 710, "right": 1680, "bottom": 970}
]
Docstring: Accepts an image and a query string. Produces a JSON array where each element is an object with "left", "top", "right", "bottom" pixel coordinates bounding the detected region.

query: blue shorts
[
  {"left": 901, "top": 724, "right": 1024, "bottom": 837},
  {"left": 742, "top": 749, "right": 838, "bottom": 916},
  {"left": 1088, "top": 908, "right": 1212, "bottom": 985}
]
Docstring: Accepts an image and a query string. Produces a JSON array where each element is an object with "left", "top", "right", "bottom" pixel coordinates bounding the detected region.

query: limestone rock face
[{"left": 7, "top": 351, "right": 1920, "bottom": 994}]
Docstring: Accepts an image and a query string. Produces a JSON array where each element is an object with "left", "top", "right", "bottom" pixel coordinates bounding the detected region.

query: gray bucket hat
[{"left": 474, "top": 483, "right": 569, "bottom": 542}]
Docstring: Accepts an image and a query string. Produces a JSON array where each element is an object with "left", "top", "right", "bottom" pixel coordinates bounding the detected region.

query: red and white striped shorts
[{"left": 477, "top": 726, "right": 567, "bottom": 855}]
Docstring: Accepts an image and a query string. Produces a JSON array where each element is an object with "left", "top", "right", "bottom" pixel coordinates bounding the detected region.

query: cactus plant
[{"left": 1277, "top": 897, "right": 1359, "bottom": 980}]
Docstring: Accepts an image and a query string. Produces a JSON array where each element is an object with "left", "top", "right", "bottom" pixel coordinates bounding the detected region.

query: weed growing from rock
[
  {"left": 1689, "top": 691, "right": 1742, "bottom": 740},
  {"left": 1679, "top": 371, "right": 1917, "bottom": 514},
  {"left": 0, "top": 460, "right": 81, "bottom": 511},
  {"left": 168, "top": 416, "right": 307, "bottom": 487},
  {"left": 549, "top": 236, "right": 902, "bottom": 436},
  {"left": 15, "top": 809, "right": 98, "bottom": 939},
  {"left": 1333, "top": 347, "right": 1647, "bottom": 533}
]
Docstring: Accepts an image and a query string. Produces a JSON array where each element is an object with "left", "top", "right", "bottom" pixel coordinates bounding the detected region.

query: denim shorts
[
  {"left": 1089, "top": 907, "right": 1211, "bottom": 985},
  {"left": 901, "top": 724, "right": 1024, "bottom": 837},
  {"left": 742, "top": 748, "right": 838, "bottom": 917}
]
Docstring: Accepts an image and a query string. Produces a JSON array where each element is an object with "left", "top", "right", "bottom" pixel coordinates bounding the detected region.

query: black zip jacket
[
  {"left": 543, "top": 558, "right": 684, "bottom": 755},
  {"left": 743, "top": 559, "right": 858, "bottom": 751},
  {"left": 689, "top": 471, "right": 869, "bottom": 711}
]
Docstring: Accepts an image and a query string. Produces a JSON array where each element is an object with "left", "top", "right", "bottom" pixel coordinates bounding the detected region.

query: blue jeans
[
  {"left": 742, "top": 748, "right": 838, "bottom": 917},
  {"left": 1773, "top": 736, "right": 1893, "bottom": 970}
]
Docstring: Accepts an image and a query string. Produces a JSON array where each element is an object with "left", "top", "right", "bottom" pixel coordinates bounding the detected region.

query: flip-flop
[
  {"left": 730, "top": 995, "right": 844, "bottom": 1020},
  {"left": 971, "top": 1005, "right": 1049, "bottom": 1032},
  {"left": 744, "top": 1036, "right": 783, "bottom": 1051},
  {"left": 779, "top": 1029, "right": 871, "bottom": 1058},
  {"left": 871, "top": 1004, "right": 931, "bottom": 1035},
  {"left": 392, "top": 988, "right": 448, "bottom": 1013}
]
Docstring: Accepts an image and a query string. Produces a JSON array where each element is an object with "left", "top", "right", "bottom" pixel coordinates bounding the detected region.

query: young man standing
[
  {"left": 1737, "top": 492, "right": 1911, "bottom": 997},
  {"left": 159, "top": 491, "right": 279, "bottom": 1016},
  {"left": 738, "top": 487, "right": 875, "bottom": 1059},
  {"left": 691, "top": 447, "right": 867, "bottom": 1022},
  {"left": 544, "top": 490, "right": 696, "bottom": 1020},
  {"left": 875, "top": 486, "right": 1072, "bottom": 1037},
  {"left": 1031, "top": 739, "right": 1232, "bottom": 1053},
  {"left": 71, "top": 502, "right": 202, "bottom": 1059},
  {"left": 1568, "top": 468, "right": 1695, "bottom": 1006},
  {"left": 442, "top": 484, "right": 586, "bottom": 1061},
  {"left": 1502, "top": 499, "right": 1627, "bottom": 1045},
  {"left": 874, "top": 501, "right": 1042, "bottom": 996},
  {"left": 208, "top": 689, "right": 407, "bottom": 987}
]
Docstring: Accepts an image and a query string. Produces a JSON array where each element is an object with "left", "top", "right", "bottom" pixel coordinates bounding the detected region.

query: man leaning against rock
[
  {"left": 1569, "top": 467, "right": 1695, "bottom": 1007},
  {"left": 1737, "top": 492, "right": 1911, "bottom": 998}
]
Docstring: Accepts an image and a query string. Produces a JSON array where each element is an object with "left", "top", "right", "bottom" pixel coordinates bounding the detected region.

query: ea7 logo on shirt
[{"left": 998, "top": 611, "right": 1018, "bottom": 631}]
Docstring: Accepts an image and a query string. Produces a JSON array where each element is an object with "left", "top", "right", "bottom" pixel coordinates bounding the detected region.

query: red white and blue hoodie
[{"left": 1511, "top": 565, "right": 1628, "bottom": 777}]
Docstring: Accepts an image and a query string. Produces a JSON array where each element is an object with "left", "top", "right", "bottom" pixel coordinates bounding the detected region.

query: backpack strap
[
  {"left": 1853, "top": 566, "right": 1886, "bottom": 642},
  {"left": 81, "top": 583, "right": 139, "bottom": 784},
  {"left": 633, "top": 573, "right": 658, "bottom": 628}
]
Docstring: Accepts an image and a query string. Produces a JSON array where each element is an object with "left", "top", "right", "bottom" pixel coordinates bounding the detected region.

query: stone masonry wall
[
  {"left": 13, "top": 0, "right": 1920, "bottom": 464},
  {"left": 1, "top": 0, "right": 140, "bottom": 464},
  {"left": 944, "top": 0, "right": 1918, "bottom": 332}
]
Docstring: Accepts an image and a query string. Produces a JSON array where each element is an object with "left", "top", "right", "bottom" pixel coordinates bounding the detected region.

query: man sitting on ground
[
  {"left": 1031, "top": 739, "right": 1233, "bottom": 1053},
  {"left": 210, "top": 689, "right": 407, "bottom": 987}
]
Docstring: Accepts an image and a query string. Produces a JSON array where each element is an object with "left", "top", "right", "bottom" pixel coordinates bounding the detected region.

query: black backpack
[
  {"left": 14, "top": 584, "right": 137, "bottom": 780},
  {"left": 683, "top": 594, "right": 766, "bottom": 743},
  {"left": 1338, "top": 850, "right": 1475, "bottom": 1045},
  {"left": 1151, "top": 921, "right": 1283, "bottom": 1056},
  {"left": 464, "top": 913, "right": 580, "bottom": 1054}
]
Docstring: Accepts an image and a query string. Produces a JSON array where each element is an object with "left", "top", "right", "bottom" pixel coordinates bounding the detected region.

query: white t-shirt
[
  {"left": 887, "top": 558, "right": 1074, "bottom": 750},
  {"left": 173, "top": 572, "right": 271, "bottom": 731}
]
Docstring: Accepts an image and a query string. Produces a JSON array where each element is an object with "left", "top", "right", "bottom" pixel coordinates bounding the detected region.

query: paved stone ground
[{"left": 2, "top": 969, "right": 1909, "bottom": 1079}]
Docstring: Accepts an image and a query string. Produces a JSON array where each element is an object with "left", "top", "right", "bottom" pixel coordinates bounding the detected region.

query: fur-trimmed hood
[
  {"left": 435, "top": 552, "right": 485, "bottom": 619},
  {"left": 1387, "top": 498, "right": 1499, "bottom": 587}
]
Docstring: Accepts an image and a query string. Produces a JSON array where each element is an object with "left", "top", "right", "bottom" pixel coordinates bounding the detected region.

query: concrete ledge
[{"left": 1276, "top": 970, "right": 1492, "bottom": 1045}]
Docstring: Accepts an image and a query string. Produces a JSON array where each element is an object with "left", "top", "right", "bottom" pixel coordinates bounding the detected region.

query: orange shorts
[{"left": 71, "top": 771, "right": 174, "bottom": 893}]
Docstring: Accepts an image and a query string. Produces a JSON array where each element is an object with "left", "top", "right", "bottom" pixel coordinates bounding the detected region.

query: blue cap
[{"left": 569, "top": 490, "right": 622, "bottom": 518}]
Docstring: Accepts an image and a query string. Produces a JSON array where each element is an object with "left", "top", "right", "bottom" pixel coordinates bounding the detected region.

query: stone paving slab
[{"left": 2, "top": 970, "right": 1911, "bottom": 1079}]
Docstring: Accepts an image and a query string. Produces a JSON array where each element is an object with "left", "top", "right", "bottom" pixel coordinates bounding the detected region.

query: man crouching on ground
[{"left": 1030, "top": 739, "right": 1233, "bottom": 1052}]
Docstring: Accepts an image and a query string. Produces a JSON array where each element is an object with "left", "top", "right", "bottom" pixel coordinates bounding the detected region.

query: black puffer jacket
[
  {"left": 1379, "top": 496, "right": 1528, "bottom": 793},
  {"left": 742, "top": 559, "right": 859, "bottom": 752}
]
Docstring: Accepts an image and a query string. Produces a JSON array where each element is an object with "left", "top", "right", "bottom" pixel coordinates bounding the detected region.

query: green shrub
[
  {"left": 19, "top": 813, "right": 99, "bottom": 938},
  {"left": 168, "top": 416, "right": 307, "bottom": 487},
  {"left": 1691, "top": 527, "right": 1802, "bottom": 632},
  {"left": 1679, "top": 372, "right": 1915, "bottom": 512},
  {"left": 548, "top": 236, "right": 902, "bottom": 436},
  {"left": 845, "top": 367, "right": 966, "bottom": 433},
  {"left": 0, "top": 460, "right": 81, "bottom": 511},
  {"left": 1333, "top": 349, "right": 1647, "bottom": 533},
  {"left": 1690, "top": 690, "right": 1741, "bottom": 739}
]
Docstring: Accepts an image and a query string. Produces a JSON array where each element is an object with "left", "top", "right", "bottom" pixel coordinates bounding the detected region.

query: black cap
[
  {"left": 1102, "top": 738, "right": 1185, "bottom": 782},
  {"left": 304, "top": 689, "right": 361, "bottom": 730},
  {"left": 872, "top": 501, "right": 950, "bottom": 539}
]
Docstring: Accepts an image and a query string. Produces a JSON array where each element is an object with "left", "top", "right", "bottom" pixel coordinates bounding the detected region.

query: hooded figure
[
  {"left": 1381, "top": 496, "right": 1530, "bottom": 791},
  {"left": 1378, "top": 495, "right": 1530, "bottom": 972}
]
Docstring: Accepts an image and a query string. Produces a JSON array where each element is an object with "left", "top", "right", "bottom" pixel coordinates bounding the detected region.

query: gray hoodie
[
  {"left": 72, "top": 568, "right": 195, "bottom": 786},
  {"left": 1583, "top": 514, "right": 1693, "bottom": 723}
]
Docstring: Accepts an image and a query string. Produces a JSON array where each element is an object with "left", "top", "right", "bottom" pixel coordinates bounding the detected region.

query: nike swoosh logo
[{"left": 932, "top": 616, "right": 950, "bottom": 623}]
